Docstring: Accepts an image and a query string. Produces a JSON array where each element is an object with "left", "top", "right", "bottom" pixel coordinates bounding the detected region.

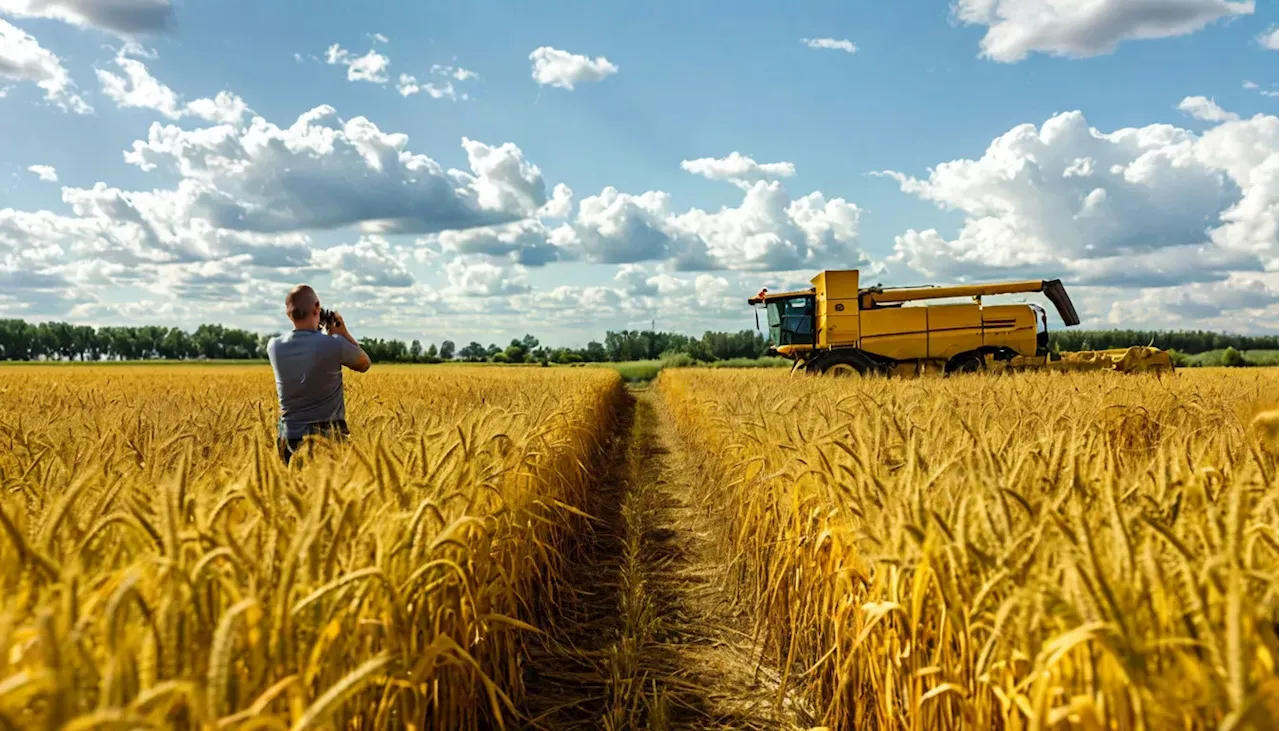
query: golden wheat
[
  {"left": 659, "top": 367, "right": 1279, "bottom": 730},
  {"left": 0, "top": 364, "right": 624, "bottom": 729}
]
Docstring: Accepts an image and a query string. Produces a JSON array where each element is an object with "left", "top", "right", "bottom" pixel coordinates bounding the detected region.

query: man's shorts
[{"left": 277, "top": 420, "right": 350, "bottom": 466}]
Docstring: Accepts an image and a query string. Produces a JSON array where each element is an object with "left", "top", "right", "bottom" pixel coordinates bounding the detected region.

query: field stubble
[
  {"left": 659, "top": 366, "right": 1279, "bottom": 729},
  {"left": 0, "top": 365, "right": 625, "bottom": 729}
]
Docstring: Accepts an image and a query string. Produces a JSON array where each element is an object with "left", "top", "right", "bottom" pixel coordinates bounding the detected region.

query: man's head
[{"left": 286, "top": 285, "right": 321, "bottom": 329}]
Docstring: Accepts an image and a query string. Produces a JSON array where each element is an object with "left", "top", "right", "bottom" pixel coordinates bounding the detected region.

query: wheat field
[
  {"left": 0, "top": 365, "right": 624, "bottom": 729},
  {"left": 659, "top": 367, "right": 1279, "bottom": 730},
  {"left": 1, "top": 363, "right": 1276, "bottom": 730}
]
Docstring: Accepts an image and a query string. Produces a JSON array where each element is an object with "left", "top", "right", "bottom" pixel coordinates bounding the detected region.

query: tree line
[
  {"left": 1047, "top": 329, "right": 1277, "bottom": 354},
  {"left": 0, "top": 319, "right": 770, "bottom": 364},
  {"left": 0, "top": 318, "right": 1274, "bottom": 364}
]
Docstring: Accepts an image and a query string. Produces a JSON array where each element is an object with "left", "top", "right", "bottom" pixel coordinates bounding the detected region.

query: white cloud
[
  {"left": 325, "top": 43, "right": 390, "bottom": 84},
  {"left": 444, "top": 255, "right": 530, "bottom": 297},
  {"left": 123, "top": 105, "right": 548, "bottom": 235},
  {"left": 396, "top": 63, "right": 477, "bottom": 101},
  {"left": 882, "top": 109, "right": 1278, "bottom": 288},
  {"left": 1242, "top": 80, "right": 1279, "bottom": 97},
  {"left": 26, "top": 164, "right": 56, "bottom": 181},
  {"left": 529, "top": 46, "right": 617, "bottom": 90},
  {"left": 0, "top": 0, "right": 173, "bottom": 36},
  {"left": 183, "top": 91, "right": 250, "bottom": 125},
  {"left": 369, "top": 32, "right": 389, "bottom": 44},
  {"left": 312, "top": 235, "right": 414, "bottom": 289},
  {"left": 1260, "top": 25, "right": 1279, "bottom": 50},
  {"left": 430, "top": 219, "right": 564, "bottom": 267},
  {"left": 953, "top": 0, "right": 1255, "bottom": 62},
  {"left": 398, "top": 75, "right": 457, "bottom": 100},
  {"left": 431, "top": 63, "right": 478, "bottom": 81},
  {"left": 96, "top": 43, "right": 178, "bottom": 115},
  {"left": 559, "top": 177, "right": 867, "bottom": 272},
  {"left": 800, "top": 38, "right": 857, "bottom": 53},
  {"left": 681, "top": 152, "right": 796, "bottom": 187},
  {"left": 1103, "top": 274, "right": 1277, "bottom": 330},
  {"left": 539, "top": 182, "right": 573, "bottom": 218},
  {"left": 0, "top": 18, "right": 91, "bottom": 112},
  {"left": 1177, "top": 95, "right": 1239, "bottom": 122},
  {"left": 96, "top": 45, "right": 249, "bottom": 123}
]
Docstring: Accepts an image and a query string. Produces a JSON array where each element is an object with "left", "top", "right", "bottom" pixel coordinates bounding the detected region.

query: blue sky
[{"left": 1, "top": 0, "right": 1277, "bottom": 346}]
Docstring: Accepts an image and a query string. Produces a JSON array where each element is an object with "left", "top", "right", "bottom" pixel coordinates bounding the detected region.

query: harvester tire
[
  {"left": 947, "top": 352, "right": 985, "bottom": 375},
  {"left": 809, "top": 350, "right": 884, "bottom": 377}
]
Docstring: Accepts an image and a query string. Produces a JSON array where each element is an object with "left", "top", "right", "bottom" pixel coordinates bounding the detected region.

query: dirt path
[{"left": 521, "top": 386, "right": 814, "bottom": 730}]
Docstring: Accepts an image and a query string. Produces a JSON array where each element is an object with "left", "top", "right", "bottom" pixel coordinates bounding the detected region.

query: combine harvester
[{"left": 747, "top": 269, "right": 1173, "bottom": 376}]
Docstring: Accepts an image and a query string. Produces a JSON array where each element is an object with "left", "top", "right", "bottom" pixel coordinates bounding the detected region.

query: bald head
[{"left": 286, "top": 285, "right": 319, "bottom": 323}]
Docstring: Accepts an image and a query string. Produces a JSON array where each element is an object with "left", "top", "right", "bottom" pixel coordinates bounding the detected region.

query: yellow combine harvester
[{"left": 747, "top": 269, "right": 1173, "bottom": 376}]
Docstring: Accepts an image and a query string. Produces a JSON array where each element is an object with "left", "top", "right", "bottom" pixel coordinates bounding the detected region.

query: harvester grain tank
[{"left": 747, "top": 269, "right": 1173, "bottom": 376}]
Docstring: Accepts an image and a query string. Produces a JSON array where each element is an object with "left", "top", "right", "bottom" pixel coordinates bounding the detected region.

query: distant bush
[
  {"left": 706, "top": 357, "right": 791, "bottom": 369},
  {"left": 661, "top": 352, "right": 697, "bottom": 368},
  {"left": 1222, "top": 347, "right": 1247, "bottom": 368}
]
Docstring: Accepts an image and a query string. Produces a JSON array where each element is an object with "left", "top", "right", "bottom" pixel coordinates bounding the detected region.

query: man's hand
[
  {"left": 330, "top": 311, "right": 351, "bottom": 338},
  {"left": 329, "top": 311, "right": 372, "bottom": 372}
]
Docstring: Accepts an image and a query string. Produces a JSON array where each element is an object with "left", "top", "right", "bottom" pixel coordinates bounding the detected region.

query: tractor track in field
[{"left": 520, "top": 385, "right": 814, "bottom": 731}]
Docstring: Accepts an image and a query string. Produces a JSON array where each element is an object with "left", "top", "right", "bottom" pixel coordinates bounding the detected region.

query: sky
[{"left": 0, "top": 0, "right": 1277, "bottom": 347}]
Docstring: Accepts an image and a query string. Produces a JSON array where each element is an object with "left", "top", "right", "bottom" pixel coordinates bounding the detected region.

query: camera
[{"left": 318, "top": 308, "right": 339, "bottom": 333}]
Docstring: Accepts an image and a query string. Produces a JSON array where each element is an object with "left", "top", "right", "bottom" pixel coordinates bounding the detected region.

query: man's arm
[{"left": 330, "top": 312, "right": 372, "bottom": 372}]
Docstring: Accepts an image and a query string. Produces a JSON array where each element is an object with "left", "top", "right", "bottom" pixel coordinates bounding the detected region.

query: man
[{"left": 268, "top": 285, "right": 371, "bottom": 465}]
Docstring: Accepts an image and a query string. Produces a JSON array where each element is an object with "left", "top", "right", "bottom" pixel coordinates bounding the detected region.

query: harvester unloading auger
[{"left": 747, "top": 270, "right": 1174, "bottom": 376}]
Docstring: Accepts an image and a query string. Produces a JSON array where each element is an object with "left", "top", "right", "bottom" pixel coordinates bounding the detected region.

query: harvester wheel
[
  {"left": 826, "top": 362, "right": 861, "bottom": 377},
  {"left": 947, "top": 352, "right": 985, "bottom": 375},
  {"left": 808, "top": 350, "right": 884, "bottom": 377}
]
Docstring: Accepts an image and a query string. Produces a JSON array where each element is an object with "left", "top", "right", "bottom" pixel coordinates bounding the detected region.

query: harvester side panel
[
  {"left": 812, "top": 270, "right": 859, "bottom": 348},
  {"left": 981, "top": 305, "right": 1037, "bottom": 355},
  {"left": 860, "top": 307, "right": 928, "bottom": 360},
  {"left": 926, "top": 304, "right": 983, "bottom": 360}
]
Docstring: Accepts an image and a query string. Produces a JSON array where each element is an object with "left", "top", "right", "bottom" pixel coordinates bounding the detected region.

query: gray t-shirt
[{"left": 267, "top": 329, "right": 365, "bottom": 439}]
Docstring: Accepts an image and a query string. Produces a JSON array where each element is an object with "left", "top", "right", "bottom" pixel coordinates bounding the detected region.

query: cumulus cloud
[
  {"left": 1177, "top": 95, "right": 1239, "bottom": 122},
  {"left": 882, "top": 109, "right": 1278, "bottom": 288},
  {"left": 681, "top": 152, "right": 796, "bottom": 187},
  {"left": 26, "top": 164, "right": 56, "bottom": 181},
  {"left": 1260, "top": 25, "right": 1279, "bottom": 50},
  {"left": 529, "top": 46, "right": 617, "bottom": 90},
  {"left": 800, "top": 37, "right": 857, "bottom": 53},
  {"left": 444, "top": 255, "right": 530, "bottom": 297},
  {"left": 325, "top": 43, "right": 390, "bottom": 84},
  {"left": 1103, "top": 274, "right": 1277, "bottom": 330},
  {"left": 557, "top": 177, "right": 867, "bottom": 272},
  {"left": 95, "top": 45, "right": 249, "bottom": 123},
  {"left": 429, "top": 219, "right": 564, "bottom": 267},
  {"left": 96, "top": 44, "right": 179, "bottom": 115},
  {"left": 312, "top": 235, "right": 414, "bottom": 289},
  {"left": 952, "top": 0, "right": 1255, "bottom": 62},
  {"left": 0, "top": 0, "right": 173, "bottom": 36},
  {"left": 396, "top": 63, "right": 478, "bottom": 99},
  {"left": 539, "top": 182, "right": 573, "bottom": 218},
  {"left": 1243, "top": 80, "right": 1279, "bottom": 97},
  {"left": 123, "top": 105, "right": 548, "bottom": 234},
  {"left": 0, "top": 18, "right": 91, "bottom": 112},
  {"left": 397, "top": 64, "right": 476, "bottom": 101}
]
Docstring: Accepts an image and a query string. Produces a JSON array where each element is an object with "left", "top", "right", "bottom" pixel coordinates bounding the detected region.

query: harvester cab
[{"left": 748, "top": 270, "right": 1172, "bottom": 377}]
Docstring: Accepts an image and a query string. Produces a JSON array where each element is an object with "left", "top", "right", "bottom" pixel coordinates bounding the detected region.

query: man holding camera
[{"left": 268, "top": 285, "right": 372, "bottom": 465}]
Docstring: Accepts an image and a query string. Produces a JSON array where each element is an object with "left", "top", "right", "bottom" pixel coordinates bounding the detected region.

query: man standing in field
[{"left": 268, "top": 285, "right": 372, "bottom": 465}]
